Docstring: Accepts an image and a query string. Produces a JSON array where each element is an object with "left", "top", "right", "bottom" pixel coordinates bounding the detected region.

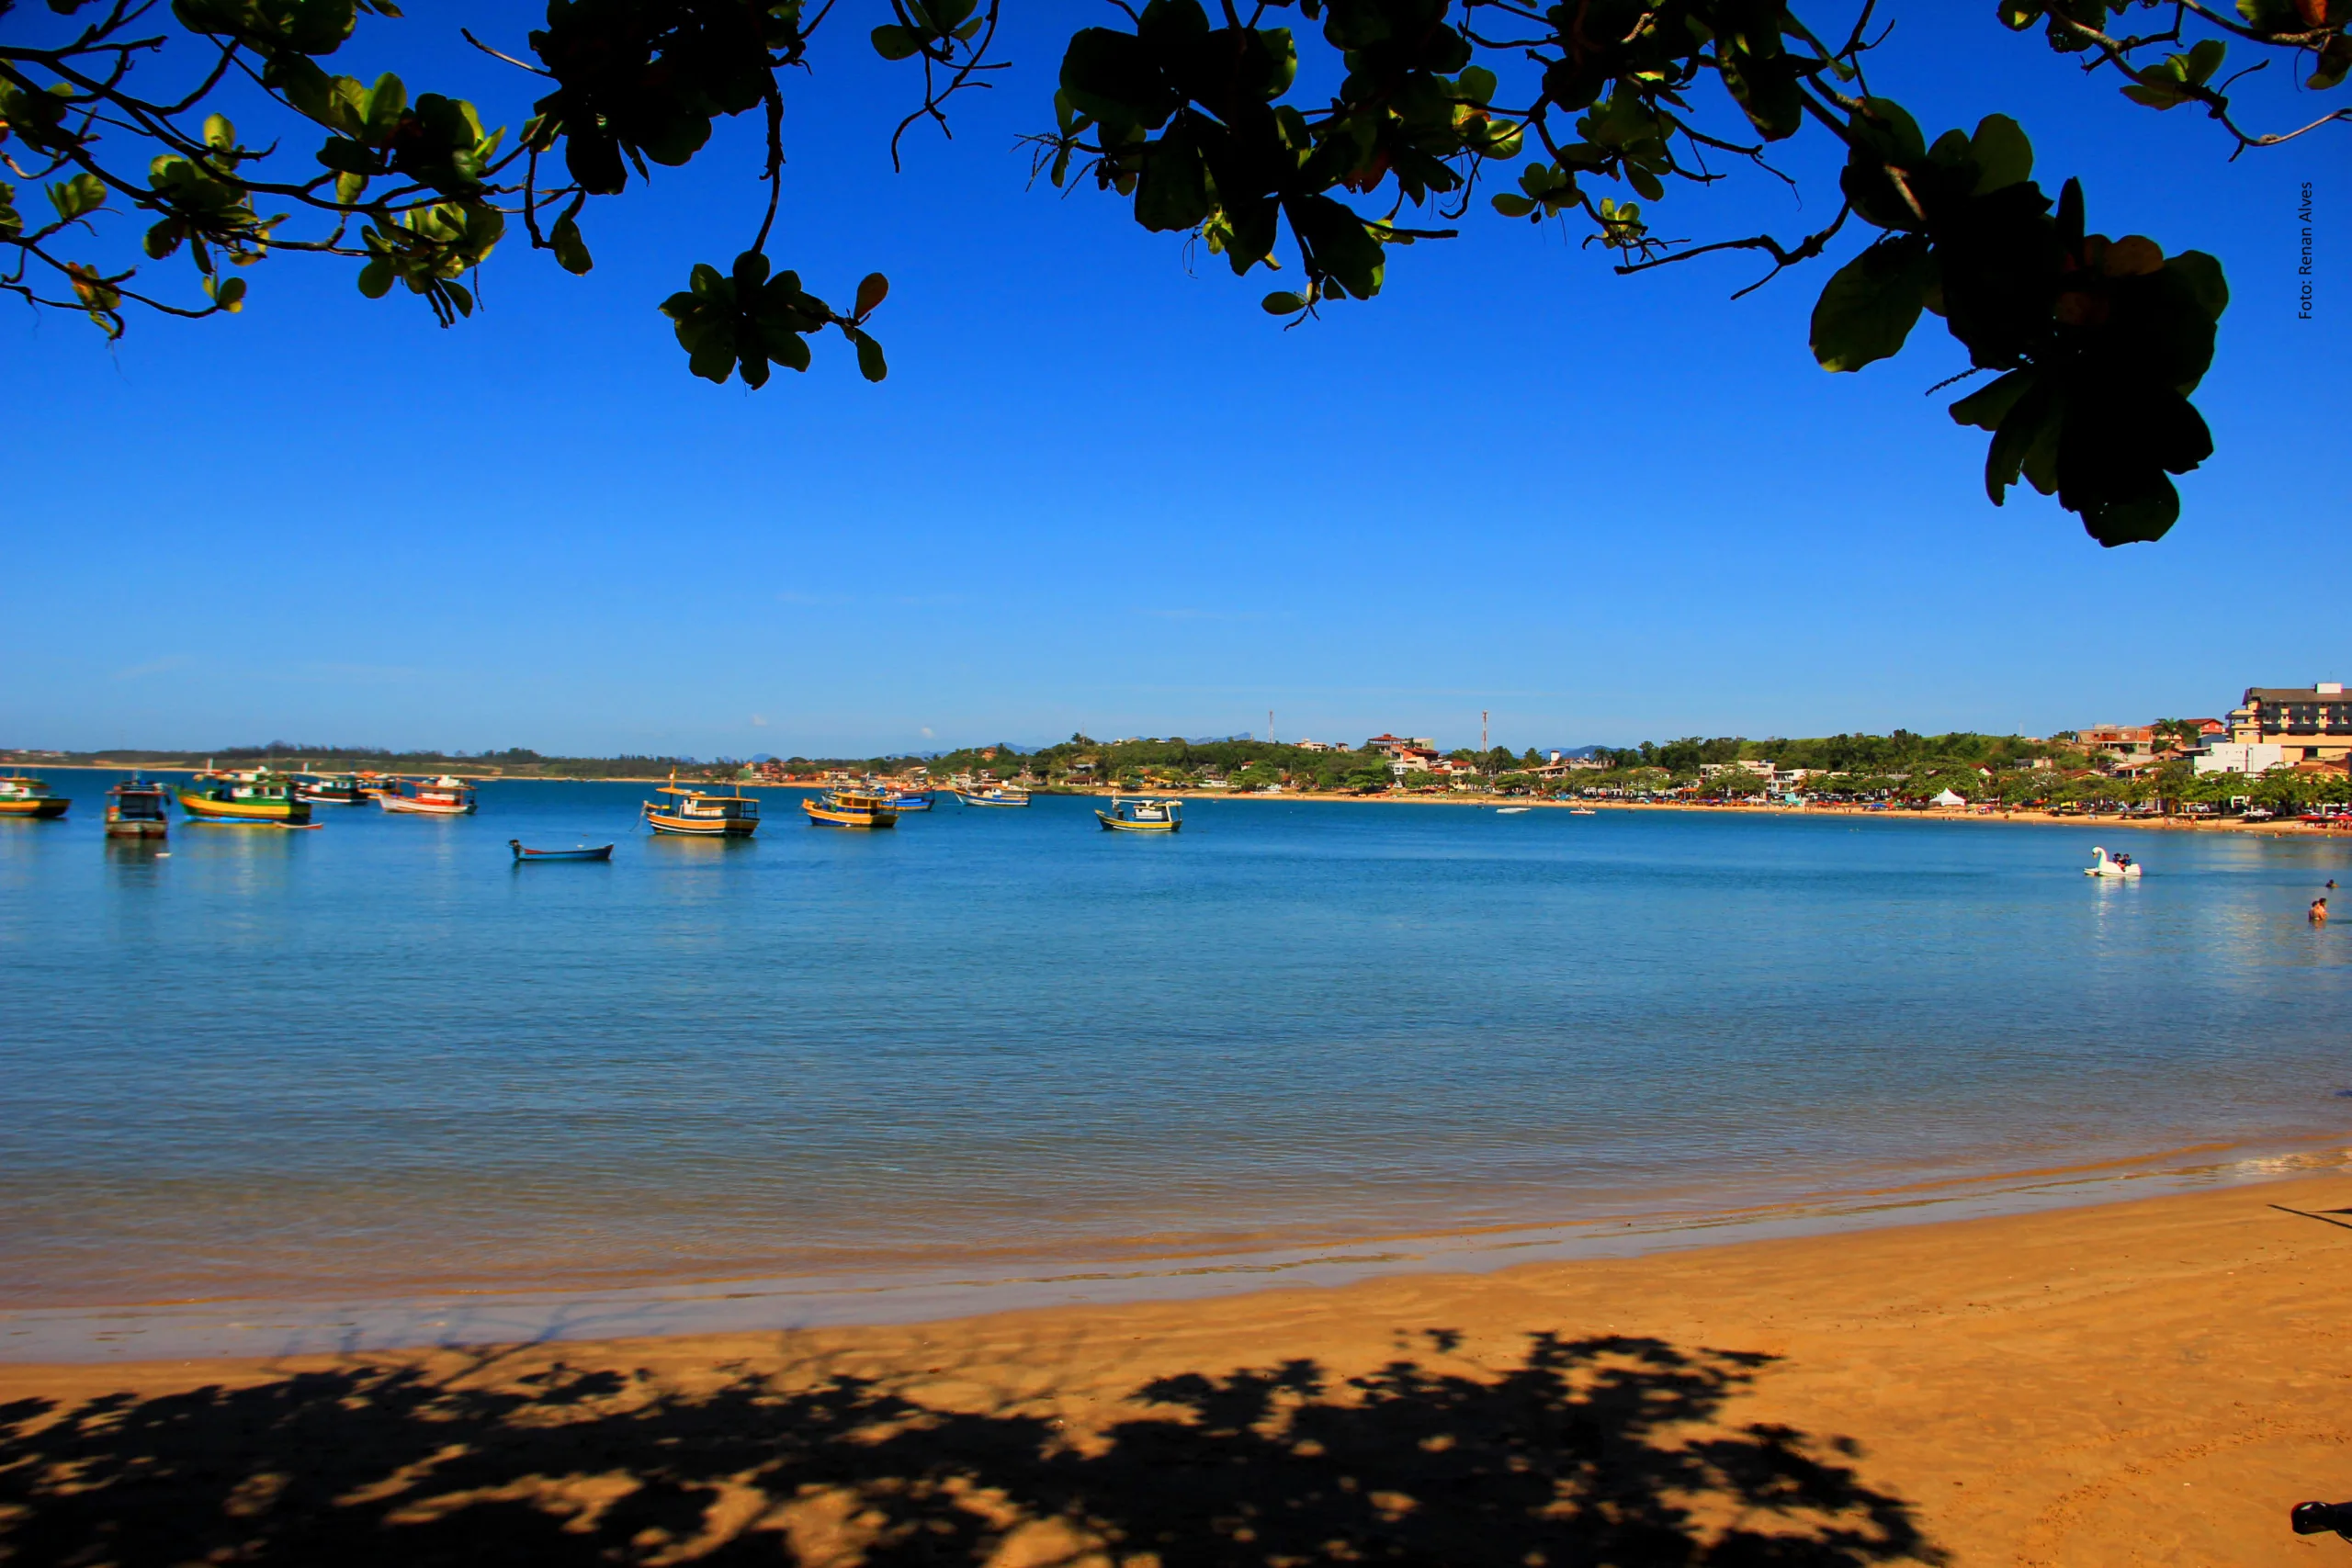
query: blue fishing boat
[
  {"left": 510, "top": 839, "right": 615, "bottom": 863},
  {"left": 887, "top": 790, "right": 934, "bottom": 812}
]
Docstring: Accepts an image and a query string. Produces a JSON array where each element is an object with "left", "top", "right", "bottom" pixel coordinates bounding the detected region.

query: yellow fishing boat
[
  {"left": 0, "top": 775, "right": 70, "bottom": 819},
  {"left": 1097, "top": 796, "right": 1182, "bottom": 833},
  {"left": 802, "top": 787, "right": 899, "bottom": 829},
  {"left": 643, "top": 779, "right": 762, "bottom": 836},
  {"left": 177, "top": 768, "right": 313, "bottom": 825}
]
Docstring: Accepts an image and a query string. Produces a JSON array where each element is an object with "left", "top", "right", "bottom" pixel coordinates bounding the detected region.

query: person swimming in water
[{"left": 2314, "top": 897, "right": 2330, "bottom": 924}]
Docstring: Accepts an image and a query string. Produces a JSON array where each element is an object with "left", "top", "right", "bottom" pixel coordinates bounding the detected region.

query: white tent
[{"left": 1930, "top": 787, "right": 1968, "bottom": 807}]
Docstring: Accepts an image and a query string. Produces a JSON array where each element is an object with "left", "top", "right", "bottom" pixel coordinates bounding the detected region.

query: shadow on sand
[{"left": 0, "top": 1330, "right": 1940, "bottom": 1565}]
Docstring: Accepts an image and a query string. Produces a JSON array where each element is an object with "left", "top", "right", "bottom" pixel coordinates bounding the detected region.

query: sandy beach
[{"left": 5, "top": 1173, "right": 2348, "bottom": 1565}]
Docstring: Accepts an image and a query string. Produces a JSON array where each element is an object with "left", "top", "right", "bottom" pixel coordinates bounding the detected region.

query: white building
[{"left": 2193, "top": 742, "right": 2287, "bottom": 775}]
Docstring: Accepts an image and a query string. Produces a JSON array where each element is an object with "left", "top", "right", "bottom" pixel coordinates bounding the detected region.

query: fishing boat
[
  {"left": 886, "top": 789, "right": 934, "bottom": 812},
  {"left": 105, "top": 776, "right": 169, "bottom": 839},
  {"left": 1496, "top": 806, "right": 1532, "bottom": 815},
  {"left": 510, "top": 838, "right": 614, "bottom": 863},
  {"left": 379, "top": 775, "right": 478, "bottom": 816},
  {"left": 644, "top": 780, "right": 762, "bottom": 836},
  {"left": 295, "top": 772, "right": 368, "bottom": 806},
  {"left": 1569, "top": 807, "right": 1597, "bottom": 816},
  {"left": 803, "top": 787, "right": 899, "bottom": 829},
  {"left": 955, "top": 785, "right": 1031, "bottom": 807},
  {"left": 0, "top": 775, "right": 70, "bottom": 820},
  {"left": 1097, "top": 797, "right": 1182, "bottom": 833},
  {"left": 178, "top": 768, "right": 312, "bottom": 825}
]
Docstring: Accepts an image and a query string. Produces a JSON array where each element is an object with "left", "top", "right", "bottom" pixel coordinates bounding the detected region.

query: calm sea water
[{"left": 4, "top": 773, "right": 2349, "bottom": 1350}]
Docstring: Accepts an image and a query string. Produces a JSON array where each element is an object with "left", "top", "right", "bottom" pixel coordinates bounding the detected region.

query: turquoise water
[{"left": 4, "top": 773, "right": 2349, "bottom": 1342}]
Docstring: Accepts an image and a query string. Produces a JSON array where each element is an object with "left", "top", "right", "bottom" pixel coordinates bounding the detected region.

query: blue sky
[{"left": 5, "top": 4, "right": 2340, "bottom": 757}]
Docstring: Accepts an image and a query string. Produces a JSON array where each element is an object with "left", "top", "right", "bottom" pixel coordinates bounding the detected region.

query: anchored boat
[
  {"left": 645, "top": 780, "right": 762, "bottom": 837},
  {"left": 296, "top": 772, "right": 368, "bottom": 806},
  {"left": 0, "top": 775, "right": 70, "bottom": 820},
  {"left": 955, "top": 785, "right": 1031, "bottom": 807},
  {"left": 380, "top": 775, "right": 478, "bottom": 816},
  {"left": 886, "top": 789, "right": 934, "bottom": 812},
  {"left": 803, "top": 787, "right": 899, "bottom": 829},
  {"left": 510, "top": 838, "right": 614, "bottom": 863},
  {"left": 1097, "top": 797, "right": 1182, "bottom": 833},
  {"left": 178, "top": 768, "right": 312, "bottom": 826},
  {"left": 105, "top": 776, "right": 170, "bottom": 839}
]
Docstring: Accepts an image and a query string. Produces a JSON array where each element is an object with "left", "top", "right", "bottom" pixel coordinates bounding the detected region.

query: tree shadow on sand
[{"left": 0, "top": 1330, "right": 1941, "bottom": 1566}]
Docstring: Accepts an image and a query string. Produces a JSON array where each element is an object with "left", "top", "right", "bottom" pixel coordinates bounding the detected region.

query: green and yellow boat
[
  {"left": 178, "top": 768, "right": 314, "bottom": 826},
  {"left": 0, "top": 776, "right": 70, "bottom": 819}
]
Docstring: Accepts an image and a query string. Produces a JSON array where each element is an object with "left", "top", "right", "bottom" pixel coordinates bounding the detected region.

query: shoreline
[
  {"left": 7, "top": 1128, "right": 2341, "bottom": 1365},
  {"left": 11, "top": 761, "right": 2338, "bottom": 835},
  {"left": 6, "top": 1170, "right": 2346, "bottom": 1563}
]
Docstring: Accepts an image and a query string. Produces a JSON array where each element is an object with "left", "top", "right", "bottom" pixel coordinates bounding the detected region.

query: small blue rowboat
[{"left": 510, "top": 839, "right": 614, "bottom": 863}]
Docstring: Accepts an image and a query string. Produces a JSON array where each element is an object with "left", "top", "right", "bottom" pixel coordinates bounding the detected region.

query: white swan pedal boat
[{"left": 2084, "top": 846, "right": 2142, "bottom": 879}]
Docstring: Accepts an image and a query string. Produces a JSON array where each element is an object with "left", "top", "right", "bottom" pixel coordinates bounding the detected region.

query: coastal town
[
  {"left": 730, "top": 679, "right": 2352, "bottom": 823},
  {"left": 10, "top": 681, "right": 2350, "bottom": 826}
]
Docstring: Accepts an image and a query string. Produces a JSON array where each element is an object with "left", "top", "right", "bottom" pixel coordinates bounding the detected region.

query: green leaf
[
  {"left": 1967, "top": 115, "right": 2032, "bottom": 194},
  {"left": 1261, "top": 289, "right": 1306, "bottom": 313},
  {"left": 1490, "top": 192, "right": 1535, "bottom": 218},
  {"left": 209, "top": 274, "right": 247, "bottom": 311},
  {"left": 2185, "top": 38, "right": 2226, "bottom": 85},
  {"left": 851, "top": 327, "right": 888, "bottom": 382},
  {"left": 2082, "top": 478, "right": 2178, "bottom": 546},
  {"left": 1135, "top": 123, "right": 1212, "bottom": 231},
  {"left": 1949, "top": 367, "right": 2036, "bottom": 433},
  {"left": 550, "top": 214, "right": 592, "bottom": 275},
  {"left": 46, "top": 172, "right": 106, "bottom": 222},
  {"left": 203, "top": 113, "right": 236, "bottom": 152},
  {"left": 686, "top": 336, "right": 736, "bottom": 384},
  {"left": 2166, "top": 249, "right": 2229, "bottom": 324},
  {"left": 362, "top": 73, "right": 407, "bottom": 140},
  {"left": 1454, "top": 65, "right": 1496, "bottom": 105},
  {"left": 1982, "top": 378, "right": 2058, "bottom": 504},
  {"left": 1809, "top": 235, "right": 1933, "bottom": 372},
  {"left": 1626, "top": 165, "right": 1664, "bottom": 201},
  {"left": 334, "top": 170, "right": 368, "bottom": 205},
  {"left": 1288, "top": 194, "right": 1384, "bottom": 299},
  {"left": 1850, "top": 97, "right": 1926, "bottom": 163},
  {"left": 1060, "top": 28, "right": 1179, "bottom": 131},
  {"left": 356, "top": 256, "right": 393, "bottom": 298},
  {"left": 870, "top": 24, "right": 922, "bottom": 60}
]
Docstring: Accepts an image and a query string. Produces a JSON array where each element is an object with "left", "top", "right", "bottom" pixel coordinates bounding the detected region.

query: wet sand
[{"left": 5, "top": 1174, "right": 2348, "bottom": 1564}]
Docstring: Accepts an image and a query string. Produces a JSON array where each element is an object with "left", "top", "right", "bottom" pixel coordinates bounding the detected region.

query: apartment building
[{"left": 2228, "top": 683, "right": 2352, "bottom": 763}]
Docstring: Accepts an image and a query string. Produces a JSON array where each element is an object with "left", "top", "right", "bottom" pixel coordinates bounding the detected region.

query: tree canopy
[{"left": 6, "top": 1, "right": 2344, "bottom": 541}]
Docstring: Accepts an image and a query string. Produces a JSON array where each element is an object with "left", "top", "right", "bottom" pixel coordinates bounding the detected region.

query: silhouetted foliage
[{"left": 11, "top": 2, "right": 2344, "bottom": 540}]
